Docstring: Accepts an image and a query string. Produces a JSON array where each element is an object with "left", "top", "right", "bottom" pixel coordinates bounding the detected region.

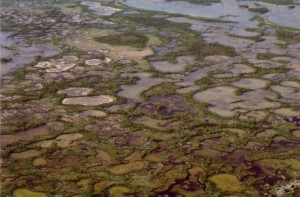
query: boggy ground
[{"left": 1, "top": 0, "right": 300, "bottom": 196}]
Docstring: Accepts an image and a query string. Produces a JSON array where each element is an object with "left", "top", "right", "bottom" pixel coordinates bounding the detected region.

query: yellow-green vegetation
[
  {"left": 282, "top": 159, "right": 300, "bottom": 170},
  {"left": 10, "top": 150, "right": 42, "bottom": 160},
  {"left": 259, "top": 159, "right": 300, "bottom": 170},
  {"left": 209, "top": 174, "right": 243, "bottom": 192},
  {"left": 13, "top": 189, "right": 47, "bottom": 197},
  {"left": 32, "top": 158, "right": 47, "bottom": 166},
  {"left": 94, "top": 32, "right": 148, "bottom": 48},
  {"left": 108, "top": 161, "right": 145, "bottom": 175},
  {"left": 108, "top": 186, "right": 131, "bottom": 197}
]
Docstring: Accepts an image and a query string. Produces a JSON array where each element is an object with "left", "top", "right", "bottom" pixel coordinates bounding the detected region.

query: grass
[
  {"left": 239, "top": 4, "right": 249, "bottom": 8},
  {"left": 256, "top": 53, "right": 284, "bottom": 60},
  {"left": 121, "top": 15, "right": 191, "bottom": 31},
  {"left": 178, "top": 30, "right": 237, "bottom": 59},
  {"left": 235, "top": 87, "right": 251, "bottom": 95},
  {"left": 248, "top": 7, "right": 269, "bottom": 14},
  {"left": 13, "top": 189, "right": 47, "bottom": 197},
  {"left": 94, "top": 32, "right": 148, "bottom": 48},
  {"left": 143, "top": 83, "right": 178, "bottom": 98},
  {"left": 209, "top": 173, "right": 243, "bottom": 192},
  {"left": 186, "top": 42, "right": 238, "bottom": 59},
  {"left": 275, "top": 28, "right": 300, "bottom": 43},
  {"left": 250, "top": 15, "right": 264, "bottom": 23}
]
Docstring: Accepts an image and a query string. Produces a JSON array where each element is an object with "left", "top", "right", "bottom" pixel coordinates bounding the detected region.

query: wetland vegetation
[
  {"left": 94, "top": 32, "right": 148, "bottom": 48},
  {"left": 1, "top": 0, "right": 300, "bottom": 196}
]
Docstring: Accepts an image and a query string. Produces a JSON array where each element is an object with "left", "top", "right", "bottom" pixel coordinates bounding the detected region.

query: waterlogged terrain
[{"left": 1, "top": 0, "right": 300, "bottom": 196}]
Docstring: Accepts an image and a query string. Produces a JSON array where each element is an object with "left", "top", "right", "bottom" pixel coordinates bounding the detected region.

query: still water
[{"left": 125, "top": 0, "right": 300, "bottom": 29}]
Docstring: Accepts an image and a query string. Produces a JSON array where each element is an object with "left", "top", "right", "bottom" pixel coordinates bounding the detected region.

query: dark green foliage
[
  {"left": 248, "top": 7, "right": 269, "bottom": 14},
  {"left": 94, "top": 32, "right": 148, "bottom": 48},
  {"left": 122, "top": 15, "right": 191, "bottom": 31},
  {"left": 186, "top": 42, "right": 238, "bottom": 59}
]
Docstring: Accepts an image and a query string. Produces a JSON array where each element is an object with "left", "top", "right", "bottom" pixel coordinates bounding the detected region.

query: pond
[
  {"left": 125, "top": 0, "right": 300, "bottom": 29},
  {"left": 0, "top": 32, "right": 61, "bottom": 76}
]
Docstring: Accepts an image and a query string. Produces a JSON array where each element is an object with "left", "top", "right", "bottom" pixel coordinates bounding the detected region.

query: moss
[
  {"left": 94, "top": 32, "right": 148, "bottom": 48},
  {"left": 108, "top": 162, "right": 145, "bottom": 175},
  {"left": 209, "top": 173, "right": 243, "bottom": 192},
  {"left": 13, "top": 189, "right": 47, "bottom": 197}
]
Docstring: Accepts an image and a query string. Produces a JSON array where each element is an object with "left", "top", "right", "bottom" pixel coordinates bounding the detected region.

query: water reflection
[
  {"left": 125, "top": 0, "right": 300, "bottom": 29},
  {"left": 0, "top": 32, "right": 61, "bottom": 75}
]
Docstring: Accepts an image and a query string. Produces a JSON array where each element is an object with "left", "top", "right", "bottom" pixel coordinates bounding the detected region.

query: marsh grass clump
[
  {"left": 256, "top": 53, "right": 286, "bottom": 60},
  {"left": 248, "top": 7, "right": 269, "bottom": 14},
  {"left": 1, "top": 57, "right": 13, "bottom": 63},
  {"left": 209, "top": 173, "right": 243, "bottom": 192},
  {"left": 10, "top": 68, "right": 27, "bottom": 82},
  {"left": 275, "top": 28, "right": 300, "bottom": 43},
  {"left": 186, "top": 42, "right": 237, "bottom": 59},
  {"left": 239, "top": 4, "right": 249, "bottom": 8},
  {"left": 122, "top": 15, "right": 191, "bottom": 31},
  {"left": 143, "top": 83, "right": 178, "bottom": 98},
  {"left": 94, "top": 32, "right": 148, "bottom": 48},
  {"left": 235, "top": 87, "right": 251, "bottom": 95}
]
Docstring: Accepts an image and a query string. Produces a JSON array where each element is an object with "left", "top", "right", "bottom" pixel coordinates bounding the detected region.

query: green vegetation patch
[
  {"left": 186, "top": 42, "right": 237, "bottom": 59},
  {"left": 13, "top": 189, "right": 47, "bottom": 197},
  {"left": 209, "top": 173, "right": 243, "bottom": 192},
  {"left": 143, "top": 83, "right": 178, "bottom": 98},
  {"left": 122, "top": 15, "right": 191, "bottom": 31},
  {"left": 256, "top": 53, "right": 288, "bottom": 60},
  {"left": 108, "top": 161, "right": 145, "bottom": 175},
  {"left": 248, "top": 7, "right": 269, "bottom": 14},
  {"left": 94, "top": 32, "right": 148, "bottom": 48},
  {"left": 275, "top": 28, "right": 300, "bottom": 43}
]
